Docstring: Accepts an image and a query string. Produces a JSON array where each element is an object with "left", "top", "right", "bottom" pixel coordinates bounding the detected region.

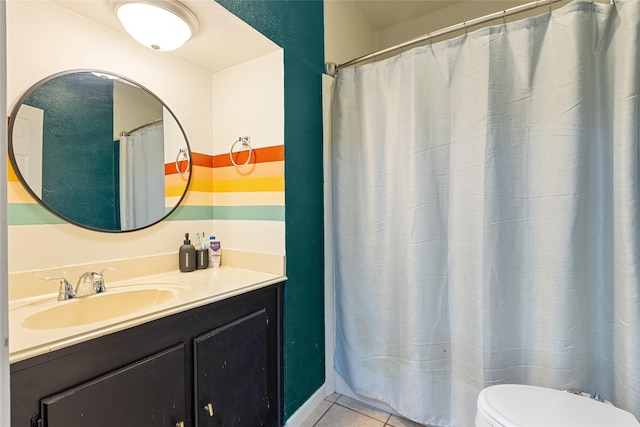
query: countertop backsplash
[{"left": 9, "top": 250, "right": 285, "bottom": 301}]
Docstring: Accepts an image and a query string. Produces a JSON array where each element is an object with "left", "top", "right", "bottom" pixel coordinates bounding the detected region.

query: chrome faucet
[
  {"left": 42, "top": 276, "right": 77, "bottom": 301},
  {"left": 76, "top": 267, "right": 117, "bottom": 295},
  {"left": 43, "top": 267, "right": 117, "bottom": 301}
]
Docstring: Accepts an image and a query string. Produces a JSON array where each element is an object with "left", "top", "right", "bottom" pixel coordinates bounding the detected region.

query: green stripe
[
  {"left": 8, "top": 204, "right": 285, "bottom": 225},
  {"left": 165, "top": 205, "right": 214, "bottom": 221},
  {"left": 8, "top": 204, "right": 67, "bottom": 225},
  {"left": 167, "top": 205, "right": 284, "bottom": 222},
  {"left": 214, "top": 206, "right": 284, "bottom": 221}
]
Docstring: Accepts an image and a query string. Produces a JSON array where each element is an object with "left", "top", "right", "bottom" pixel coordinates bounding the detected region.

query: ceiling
[
  {"left": 352, "top": 0, "right": 462, "bottom": 30},
  {"left": 52, "top": 0, "right": 280, "bottom": 74}
]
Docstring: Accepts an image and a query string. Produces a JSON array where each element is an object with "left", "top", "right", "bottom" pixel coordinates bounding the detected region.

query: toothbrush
[{"left": 199, "top": 232, "right": 207, "bottom": 250}]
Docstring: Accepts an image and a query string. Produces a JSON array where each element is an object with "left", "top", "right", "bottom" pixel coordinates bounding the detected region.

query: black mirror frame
[{"left": 8, "top": 69, "right": 193, "bottom": 233}]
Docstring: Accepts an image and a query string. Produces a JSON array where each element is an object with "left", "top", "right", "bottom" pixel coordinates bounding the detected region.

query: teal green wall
[
  {"left": 216, "top": 0, "right": 325, "bottom": 421},
  {"left": 23, "top": 74, "right": 120, "bottom": 230}
]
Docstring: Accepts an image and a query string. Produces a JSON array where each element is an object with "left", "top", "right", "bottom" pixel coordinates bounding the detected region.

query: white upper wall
[
  {"left": 213, "top": 50, "right": 284, "bottom": 155},
  {"left": 375, "top": 1, "right": 532, "bottom": 51},
  {"left": 6, "top": 0, "right": 285, "bottom": 273},
  {"left": 325, "top": 0, "right": 575, "bottom": 68},
  {"left": 5, "top": 0, "right": 215, "bottom": 272},
  {"left": 7, "top": 0, "right": 213, "bottom": 154},
  {"left": 324, "top": 0, "right": 375, "bottom": 66}
]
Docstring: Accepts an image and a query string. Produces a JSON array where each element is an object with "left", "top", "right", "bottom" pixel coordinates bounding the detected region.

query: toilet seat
[{"left": 477, "top": 384, "right": 640, "bottom": 426}]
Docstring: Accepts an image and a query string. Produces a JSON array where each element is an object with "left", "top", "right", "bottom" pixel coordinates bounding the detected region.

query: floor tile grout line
[
  {"left": 333, "top": 401, "right": 393, "bottom": 425},
  {"left": 311, "top": 393, "right": 430, "bottom": 427},
  {"left": 311, "top": 400, "right": 337, "bottom": 427}
]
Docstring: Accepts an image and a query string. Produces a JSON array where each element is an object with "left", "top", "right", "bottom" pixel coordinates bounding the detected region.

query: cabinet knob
[
  {"left": 205, "top": 402, "right": 214, "bottom": 417},
  {"left": 176, "top": 422, "right": 185, "bottom": 427}
]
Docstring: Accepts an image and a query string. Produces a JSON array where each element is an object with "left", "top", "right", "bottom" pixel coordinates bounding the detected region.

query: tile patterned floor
[{"left": 300, "top": 393, "right": 430, "bottom": 427}]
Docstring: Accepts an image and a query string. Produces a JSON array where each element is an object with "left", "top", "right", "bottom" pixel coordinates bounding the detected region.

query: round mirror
[{"left": 8, "top": 70, "right": 192, "bottom": 232}]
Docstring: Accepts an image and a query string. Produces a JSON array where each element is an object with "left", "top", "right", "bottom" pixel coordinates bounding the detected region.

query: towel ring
[
  {"left": 230, "top": 136, "right": 253, "bottom": 168},
  {"left": 176, "top": 148, "right": 190, "bottom": 175}
]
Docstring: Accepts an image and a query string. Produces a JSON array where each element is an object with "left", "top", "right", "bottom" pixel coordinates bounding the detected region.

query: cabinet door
[
  {"left": 194, "top": 309, "right": 269, "bottom": 427},
  {"left": 41, "top": 345, "right": 186, "bottom": 427}
]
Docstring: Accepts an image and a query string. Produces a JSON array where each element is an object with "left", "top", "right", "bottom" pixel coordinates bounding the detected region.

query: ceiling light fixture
[{"left": 112, "top": 0, "right": 199, "bottom": 51}]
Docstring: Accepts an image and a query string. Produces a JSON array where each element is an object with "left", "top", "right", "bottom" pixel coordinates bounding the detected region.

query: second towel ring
[{"left": 230, "top": 136, "right": 253, "bottom": 167}]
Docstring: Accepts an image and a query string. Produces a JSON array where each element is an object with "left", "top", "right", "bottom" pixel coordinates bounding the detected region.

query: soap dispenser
[{"left": 179, "top": 233, "right": 196, "bottom": 272}]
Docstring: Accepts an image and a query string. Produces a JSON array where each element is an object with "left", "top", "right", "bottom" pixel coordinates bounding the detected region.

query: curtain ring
[
  {"left": 548, "top": 0, "right": 553, "bottom": 13},
  {"left": 175, "top": 148, "right": 190, "bottom": 176},
  {"left": 503, "top": 9, "right": 507, "bottom": 25},
  {"left": 230, "top": 136, "right": 253, "bottom": 168}
]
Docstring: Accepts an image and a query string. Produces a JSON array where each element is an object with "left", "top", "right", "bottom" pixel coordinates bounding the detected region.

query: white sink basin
[{"left": 20, "top": 285, "right": 187, "bottom": 330}]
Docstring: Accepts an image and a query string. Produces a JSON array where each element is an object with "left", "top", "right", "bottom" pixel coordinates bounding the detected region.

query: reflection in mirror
[{"left": 9, "top": 70, "right": 191, "bottom": 232}]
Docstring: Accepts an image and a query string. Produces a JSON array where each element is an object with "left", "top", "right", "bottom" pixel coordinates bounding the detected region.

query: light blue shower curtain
[
  {"left": 332, "top": 1, "right": 640, "bottom": 426},
  {"left": 119, "top": 123, "right": 165, "bottom": 230}
]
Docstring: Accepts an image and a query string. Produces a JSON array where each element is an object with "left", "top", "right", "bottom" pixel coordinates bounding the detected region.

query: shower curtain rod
[
  {"left": 326, "top": 0, "right": 567, "bottom": 75},
  {"left": 120, "top": 118, "right": 163, "bottom": 137}
]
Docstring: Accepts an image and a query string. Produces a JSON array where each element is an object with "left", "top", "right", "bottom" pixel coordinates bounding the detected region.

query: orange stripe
[
  {"left": 165, "top": 146, "right": 283, "bottom": 173},
  {"left": 192, "top": 152, "right": 214, "bottom": 168},
  {"left": 214, "top": 145, "right": 284, "bottom": 168},
  {"left": 9, "top": 146, "right": 283, "bottom": 181},
  {"left": 164, "top": 152, "right": 214, "bottom": 175},
  {"left": 213, "top": 161, "right": 284, "bottom": 181}
]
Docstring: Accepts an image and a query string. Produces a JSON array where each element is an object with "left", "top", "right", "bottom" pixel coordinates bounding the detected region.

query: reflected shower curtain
[
  {"left": 332, "top": 1, "right": 640, "bottom": 426},
  {"left": 119, "top": 123, "right": 165, "bottom": 230}
]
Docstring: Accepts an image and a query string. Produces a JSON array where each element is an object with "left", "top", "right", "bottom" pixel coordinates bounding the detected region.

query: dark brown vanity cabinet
[{"left": 10, "top": 283, "right": 283, "bottom": 427}]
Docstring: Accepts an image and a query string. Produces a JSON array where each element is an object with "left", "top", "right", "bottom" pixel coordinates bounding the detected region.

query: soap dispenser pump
[{"left": 179, "top": 233, "right": 196, "bottom": 272}]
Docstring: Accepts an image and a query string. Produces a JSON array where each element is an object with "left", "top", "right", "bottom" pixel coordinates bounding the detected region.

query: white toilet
[{"left": 476, "top": 384, "right": 640, "bottom": 426}]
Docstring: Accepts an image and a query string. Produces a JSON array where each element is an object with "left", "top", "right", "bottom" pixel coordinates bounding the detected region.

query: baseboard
[{"left": 284, "top": 383, "right": 328, "bottom": 427}]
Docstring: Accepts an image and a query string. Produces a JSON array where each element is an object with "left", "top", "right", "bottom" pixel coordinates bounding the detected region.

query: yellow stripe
[
  {"left": 168, "top": 191, "right": 285, "bottom": 207},
  {"left": 167, "top": 175, "right": 214, "bottom": 196},
  {"left": 213, "top": 176, "right": 284, "bottom": 193},
  {"left": 164, "top": 181, "right": 189, "bottom": 196},
  {"left": 190, "top": 177, "right": 214, "bottom": 193},
  {"left": 9, "top": 159, "right": 283, "bottom": 199},
  {"left": 8, "top": 161, "right": 19, "bottom": 182},
  {"left": 8, "top": 182, "right": 37, "bottom": 204},
  {"left": 213, "top": 161, "right": 284, "bottom": 181},
  {"left": 166, "top": 184, "right": 187, "bottom": 197},
  {"left": 213, "top": 192, "right": 284, "bottom": 206},
  {"left": 165, "top": 165, "right": 209, "bottom": 191}
]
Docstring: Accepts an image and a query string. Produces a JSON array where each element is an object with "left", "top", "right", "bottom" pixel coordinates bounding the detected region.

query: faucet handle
[
  {"left": 99, "top": 266, "right": 117, "bottom": 275},
  {"left": 42, "top": 276, "right": 76, "bottom": 301},
  {"left": 94, "top": 266, "right": 117, "bottom": 293}
]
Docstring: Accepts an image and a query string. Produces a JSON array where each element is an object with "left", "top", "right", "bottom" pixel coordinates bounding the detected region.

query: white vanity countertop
[{"left": 9, "top": 266, "right": 286, "bottom": 364}]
